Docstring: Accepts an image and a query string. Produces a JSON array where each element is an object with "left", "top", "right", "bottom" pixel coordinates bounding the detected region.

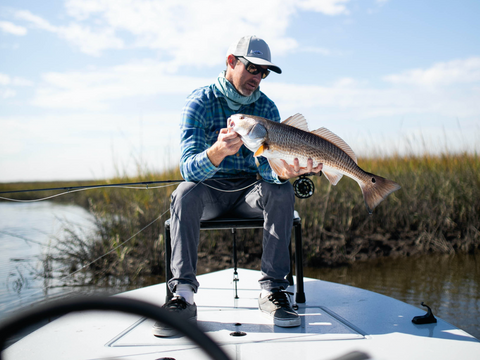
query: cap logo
[{"left": 249, "top": 50, "right": 263, "bottom": 56}]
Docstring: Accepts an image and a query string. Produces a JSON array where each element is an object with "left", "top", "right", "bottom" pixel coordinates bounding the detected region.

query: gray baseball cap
[{"left": 226, "top": 35, "right": 282, "bottom": 74}]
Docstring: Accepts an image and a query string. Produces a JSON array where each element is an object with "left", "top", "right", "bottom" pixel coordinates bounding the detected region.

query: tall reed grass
[
  {"left": 297, "top": 152, "right": 480, "bottom": 266},
  {"left": 3, "top": 153, "right": 478, "bottom": 286},
  {"left": 51, "top": 168, "right": 181, "bottom": 286}
]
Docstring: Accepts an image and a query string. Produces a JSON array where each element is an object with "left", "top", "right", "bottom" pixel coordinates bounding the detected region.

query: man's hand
[
  {"left": 207, "top": 128, "right": 243, "bottom": 167},
  {"left": 279, "top": 158, "right": 323, "bottom": 181}
]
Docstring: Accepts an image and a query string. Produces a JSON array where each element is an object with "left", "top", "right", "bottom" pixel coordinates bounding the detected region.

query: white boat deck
[{"left": 5, "top": 268, "right": 480, "bottom": 360}]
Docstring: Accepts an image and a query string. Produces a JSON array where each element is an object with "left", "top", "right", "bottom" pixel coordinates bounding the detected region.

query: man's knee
[
  {"left": 259, "top": 181, "right": 295, "bottom": 213},
  {"left": 261, "top": 181, "right": 294, "bottom": 201},
  {"left": 171, "top": 182, "right": 208, "bottom": 212}
]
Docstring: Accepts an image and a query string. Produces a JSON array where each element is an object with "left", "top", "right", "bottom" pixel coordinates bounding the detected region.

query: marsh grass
[
  {"left": 50, "top": 168, "right": 182, "bottom": 286},
  {"left": 2, "top": 153, "right": 479, "bottom": 286},
  {"left": 297, "top": 152, "right": 480, "bottom": 266}
]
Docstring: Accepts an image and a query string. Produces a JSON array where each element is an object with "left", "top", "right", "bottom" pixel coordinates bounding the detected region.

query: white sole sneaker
[{"left": 258, "top": 290, "right": 301, "bottom": 328}]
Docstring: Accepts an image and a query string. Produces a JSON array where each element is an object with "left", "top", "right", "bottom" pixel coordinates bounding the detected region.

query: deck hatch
[{"left": 107, "top": 306, "right": 366, "bottom": 348}]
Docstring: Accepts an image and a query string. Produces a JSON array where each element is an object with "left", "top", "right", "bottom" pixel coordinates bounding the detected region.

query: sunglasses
[{"left": 236, "top": 56, "right": 270, "bottom": 79}]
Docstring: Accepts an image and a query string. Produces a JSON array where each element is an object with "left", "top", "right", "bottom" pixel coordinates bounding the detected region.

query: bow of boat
[{"left": 4, "top": 268, "right": 479, "bottom": 360}]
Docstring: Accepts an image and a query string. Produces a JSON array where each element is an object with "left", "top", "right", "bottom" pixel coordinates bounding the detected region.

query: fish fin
[
  {"left": 254, "top": 144, "right": 265, "bottom": 157},
  {"left": 359, "top": 173, "right": 401, "bottom": 214},
  {"left": 322, "top": 169, "right": 344, "bottom": 186},
  {"left": 281, "top": 113, "right": 310, "bottom": 132},
  {"left": 311, "top": 128, "right": 358, "bottom": 164},
  {"left": 267, "top": 158, "right": 288, "bottom": 177}
]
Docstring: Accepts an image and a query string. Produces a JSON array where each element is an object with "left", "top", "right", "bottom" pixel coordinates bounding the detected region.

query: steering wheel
[{"left": 0, "top": 296, "right": 231, "bottom": 360}]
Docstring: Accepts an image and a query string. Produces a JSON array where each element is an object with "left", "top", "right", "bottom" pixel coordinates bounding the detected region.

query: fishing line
[
  {"left": 58, "top": 207, "right": 171, "bottom": 283},
  {"left": 5, "top": 176, "right": 203, "bottom": 305},
  {"left": 0, "top": 177, "right": 259, "bottom": 202},
  {"left": 0, "top": 182, "right": 183, "bottom": 203},
  {"left": 3, "top": 174, "right": 260, "bottom": 313},
  {"left": 0, "top": 180, "right": 185, "bottom": 195},
  {"left": 202, "top": 180, "right": 259, "bottom": 193},
  {"left": 4, "top": 210, "right": 170, "bottom": 312},
  {"left": 53, "top": 175, "right": 255, "bottom": 282},
  {"left": 4, "top": 186, "right": 180, "bottom": 313},
  {"left": 0, "top": 230, "right": 46, "bottom": 248}
]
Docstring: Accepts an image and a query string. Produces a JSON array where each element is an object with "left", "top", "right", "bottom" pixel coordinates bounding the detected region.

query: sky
[{"left": 1, "top": 0, "right": 479, "bottom": 182}]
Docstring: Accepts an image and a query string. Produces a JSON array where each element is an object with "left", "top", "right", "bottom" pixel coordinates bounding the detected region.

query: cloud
[
  {"left": 0, "top": 111, "right": 181, "bottom": 181},
  {"left": 30, "top": 55, "right": 480, "bottom": 123},
  {"left": 0, "top": 89, "right": 16, "bottom": 99},
  {"left": 0, "top": 20, "right": 27, "bottom": 35},
  {"left": 0, "top": 73, "right": 33, "bottom": 99},
  {"left": 12, "top": 9, "right": 124, "bottom": 56},
  {"left": 62, "top": 0, "right": 301, "bottom": 61},
  {"left": 263, "top": 58, "right": 480, "bottom": 121},
  {"left": 31, "top": 60, "right": 212, "bottom": 110},
  {"left": 383, "top": 57, "right": 480, "bottom": 87},
  {"left": 0, "top": 73, "right": 33, "bottom": 87},
  {"left": 297, "top": 0, "right": 350, "bottom": 15},
  {"left": 10, "top": 0, "right": 350, "bottom": 61},
  {"left": 58, "top": 23, "right": 124, "bottom": 56},
  {"left": 14, "top": 10, "right": 57, "bottom": 32}
]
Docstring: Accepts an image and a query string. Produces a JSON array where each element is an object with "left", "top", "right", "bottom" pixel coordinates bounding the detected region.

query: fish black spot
[{"left": 371, "top": 178, "right": 376, "bottom": 183}]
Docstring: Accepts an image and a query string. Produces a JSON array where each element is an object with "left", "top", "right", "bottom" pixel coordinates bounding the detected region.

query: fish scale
[
  {"left": 228, "top": 113, "right": 401, "bottom": 214},
  {"left": 266, "top": 123, "right": 362, "bottom": 180}
]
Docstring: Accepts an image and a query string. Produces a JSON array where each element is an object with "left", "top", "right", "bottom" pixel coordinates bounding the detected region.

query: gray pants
[{"left": 168, "top": 177, "right": 295, "bottom": 293}]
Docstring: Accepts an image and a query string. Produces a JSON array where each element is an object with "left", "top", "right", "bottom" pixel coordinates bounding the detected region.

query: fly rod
[
  {"left": 0, "top": 179, "right": 185, "bottom": 195},
  {"left": 0, "top": 176, "right": 315, "bottom": 198}
]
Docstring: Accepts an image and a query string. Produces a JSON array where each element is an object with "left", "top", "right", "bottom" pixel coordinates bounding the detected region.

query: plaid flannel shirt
[{"left": 179, "top": 83, "right": 284, "bottom": 184}]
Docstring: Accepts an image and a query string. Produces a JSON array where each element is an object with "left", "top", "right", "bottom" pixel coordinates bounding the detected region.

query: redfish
[{"left": 228, "top": 113, "right": 400, "bottom": 214}]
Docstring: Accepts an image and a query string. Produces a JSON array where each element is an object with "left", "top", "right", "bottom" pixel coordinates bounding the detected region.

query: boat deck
[{"left": 5, "top": 268, "right": 480, "bottom": 359}]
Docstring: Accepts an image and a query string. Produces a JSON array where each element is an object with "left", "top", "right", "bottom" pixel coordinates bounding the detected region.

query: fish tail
[{"left": 359, "top": 173, "right": 401, "bottom": 214}]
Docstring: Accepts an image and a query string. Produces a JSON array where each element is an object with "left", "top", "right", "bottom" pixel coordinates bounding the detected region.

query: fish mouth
[
  {"left": 227, "top": 117, "right": 236, "bottom": 129},
  {"left": 227, "top": 115, "right": 245, "bottom": 130}
]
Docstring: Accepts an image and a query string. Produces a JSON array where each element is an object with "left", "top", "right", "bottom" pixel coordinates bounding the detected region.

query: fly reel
[{"left": 293, "top": 175, "right": 315, "bottom": 199}]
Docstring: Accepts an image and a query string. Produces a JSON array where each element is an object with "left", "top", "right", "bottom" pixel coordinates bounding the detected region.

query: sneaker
[
  {"left": 258, "top": 290, "right": 301, "bottom": 327},
  {"left": 152, "top": 295, "right": 197, "bottom": 337}
]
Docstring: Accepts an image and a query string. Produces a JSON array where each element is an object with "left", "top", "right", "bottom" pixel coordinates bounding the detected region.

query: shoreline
[
  {"left": 194, "top": 229, "right": 478, "bottom": 275},
  {"left": 1, "top": 152, "right": 479, "bottom": 283}
]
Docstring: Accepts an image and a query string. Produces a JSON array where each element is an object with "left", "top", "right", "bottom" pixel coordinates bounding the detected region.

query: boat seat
[{"left": 164, "top": 210, "right": 306, "bottom": 304}]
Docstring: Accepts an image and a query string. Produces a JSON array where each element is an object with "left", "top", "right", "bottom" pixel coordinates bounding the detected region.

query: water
[
  {"left": 1, "top": 202, "right": 479, "bottom": 341},
  {"left": 305, "top": 253, "right": 480, "bottom": 340},
  {"left": 0, "top": 201, "right": 104, "bottom": 315}
]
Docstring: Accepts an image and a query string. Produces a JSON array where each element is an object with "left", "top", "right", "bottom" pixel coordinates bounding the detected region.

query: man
[{"left": 153, "top": 35, "right": 322, "bottom": 337}]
